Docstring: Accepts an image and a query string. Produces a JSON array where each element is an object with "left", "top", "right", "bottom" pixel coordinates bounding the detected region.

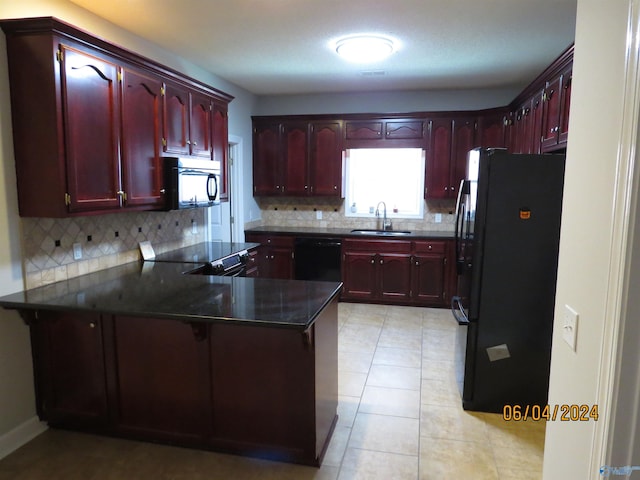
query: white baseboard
[{"left": 0, "top": 416, "right": 47, "bottom": 460}]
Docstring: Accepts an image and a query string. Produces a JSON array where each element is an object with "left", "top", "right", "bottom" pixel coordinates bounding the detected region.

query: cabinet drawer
[
  {"left": 414, "top": 240, "right": 447, "bottom": 254},
  {"left": 343, "top": 238, "right": 412, "bottom": 253},
  {"left": 345, "top": 121, "right": 383, "bottom": 139},
  {"left": 245, "top": 234, "right": 294, "bottom": 248},
  {"left": 385, "top": 120, "right": 425, "bottom": 139}
]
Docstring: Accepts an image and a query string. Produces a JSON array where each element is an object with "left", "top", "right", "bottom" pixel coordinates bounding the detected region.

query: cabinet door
[
  {"left": 540, "top": 74, "right": 562, "bottom": 150},
  {"left": 253, "top": 122, "right": 282, "bottom": 195},
  {"left": 476, "top": 112, "right": 507, "bottom": 149},
  {"left": 112, "top": 315, "right": 212, "bottom": 442},
  {"left": 341, "top": 251, "right": 377, "bottom": 301},
  {"left": 189, "top": 91, "right": 212, "bottom": 158},
  {"left": 283, "top": 122, "right": 309, "bottom": 195},
  {"left": 32, "top": 311, "right": 108, "bottom": 426},
  {"left": 531, "top": 93, "right": 544, "bottom": 154},
  {"left": 267, "top": 247, "right": 295, "bottom": 279},
  {"left": 425, "top": 118, "right": 452, "bottom": 199},
  {"left": 378, "top": 253, "right": 412, "bottom": 303},
  {"left": 212, "top": 103, "right": 229, "bottom": 201},
  {"left": 412, "top": 254, "right": 447, "bottom": 305},
  {"left": 558, "top": 67, "right": 572, "bottom": 145},
  {"left": 61, "top": 45, "right": 121, "bottom": 212},
  {"left": 451, "top": 117, "right": 476, "bottom": 196},
  {"left": 163, "top": 82, "right": 190, "bottom": 155},
  {"left": 311, "top": 121, "right": 343, "bottom": 196},
  {"left": 120, "top": 67, "right": 164, "bottom": 209}
]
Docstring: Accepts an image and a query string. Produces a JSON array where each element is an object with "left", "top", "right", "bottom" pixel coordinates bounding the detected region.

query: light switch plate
[
  {"left": 72, "top": 243, "right": 82, "bottom": 260},
  {"left": 562, "top": 304, "right": 579, "bottom": 351}
]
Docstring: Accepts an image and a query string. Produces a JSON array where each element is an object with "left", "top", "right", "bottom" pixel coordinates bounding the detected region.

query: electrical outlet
[
  {"left": 72, "top": 243, "right": 82, "bottom": 260},
  {"left": 435, "top": 213, "right": 442, "bottom": 223},
  {"left": 316, "top": 210, "right": 322, "bottom": 220},
  {"left": 562, "top": 304, "right": 579, "bottom": 351},
  {"left": 192, "top": 221, "right": 198, "bottom": 234}
]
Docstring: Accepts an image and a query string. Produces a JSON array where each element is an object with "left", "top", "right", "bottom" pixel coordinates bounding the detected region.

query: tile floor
[{"left": 0, "top": 304, "right": 545, "bottom": 480}]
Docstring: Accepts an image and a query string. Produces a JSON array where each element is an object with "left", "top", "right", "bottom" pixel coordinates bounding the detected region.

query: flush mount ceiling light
[{"left": 334, "top": 35, "right": 397, "bottom": 63}]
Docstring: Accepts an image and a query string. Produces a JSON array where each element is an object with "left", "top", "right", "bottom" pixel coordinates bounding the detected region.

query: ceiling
[{"left": 68, "top": 0, "right": 577, "bottom": 96}]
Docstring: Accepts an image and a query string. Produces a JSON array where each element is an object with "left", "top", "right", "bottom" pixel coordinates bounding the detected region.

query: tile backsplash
[
  {"left": 251, "top": 197, "right": 457, "bottom": 232},
  {"left": 22, "top": 209, "right": 206, "bottom": 289}
]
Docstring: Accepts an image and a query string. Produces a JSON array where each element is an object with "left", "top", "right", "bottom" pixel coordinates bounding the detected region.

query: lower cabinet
[
  {"left": 341, "top": 238, "right": 453, "bottom": 307},
  {"left": 244, "top": 233, "right": 295, "bottom": 279},
  {"left": 25, "top": 305, "right": 338, "bottom": 466}
]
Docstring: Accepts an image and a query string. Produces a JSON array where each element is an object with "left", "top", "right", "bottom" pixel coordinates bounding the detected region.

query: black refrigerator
[{"left": 451, "top": 148, "right": 566, "bottom": 413}]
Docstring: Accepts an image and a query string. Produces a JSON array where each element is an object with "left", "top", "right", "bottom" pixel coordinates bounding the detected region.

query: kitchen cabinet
[
  {"left": 212, "top": 102, "right": 230, "bottom": 201},
  {"left": 244, "top": 233, "right": 295, "bottom": 279},
  {"left": 344, "top": 117, "right": 426, "bottom": 148},
  {"left": 476, "top": 109, "right": 508, "bottom": 149},
  {"left": 120, "top": 67, "right": 165, "bottom": 209},
  {"left": 1, "top": 17, "right": 232, "bottom": 217},
  {"left": 341, "top": 237, "right": 453, "bottom": 306},
  {"left": 541, "top": 64, "right": 572, "bottom": 151},
  {"left": 163, "top": 84, "right": 214, "bottom": 159},
  {"left": 425, "top": 116, "right": 475, "bottom": 199},
  {"left": 252, "top": 119, "right": 343, "bottom": 197},
  {"left": 28, "top": 311, "right": 108, "bottom": 427},
  {"left": 111, "top": 315, "right": 212, "bottom": 443},
  {"left": 411, "top": 241, "right": 451, "bottom": 305}
]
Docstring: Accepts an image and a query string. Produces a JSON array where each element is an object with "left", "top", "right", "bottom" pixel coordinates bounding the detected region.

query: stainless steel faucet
[{"left": 375, "top": 201, "right": 392, "bottom": 231}]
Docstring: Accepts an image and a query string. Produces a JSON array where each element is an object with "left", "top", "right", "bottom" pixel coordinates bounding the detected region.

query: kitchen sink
[{"left": 350, "top": 229, "right": 412, "bottom": 236}]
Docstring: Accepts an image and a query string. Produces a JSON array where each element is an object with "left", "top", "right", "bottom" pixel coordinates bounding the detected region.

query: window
[{"left": 345, "top": 148, "right": 425, "bottom": 219}]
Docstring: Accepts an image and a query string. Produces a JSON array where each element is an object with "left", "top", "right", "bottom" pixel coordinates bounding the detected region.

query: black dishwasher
[{"left": 294, "top": 238, "right": 342, "bottom": 282}]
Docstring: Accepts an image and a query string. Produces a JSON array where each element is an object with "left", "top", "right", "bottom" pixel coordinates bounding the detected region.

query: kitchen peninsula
[{"left": 0, "top": 252, "right": 341, "bottom": 467}]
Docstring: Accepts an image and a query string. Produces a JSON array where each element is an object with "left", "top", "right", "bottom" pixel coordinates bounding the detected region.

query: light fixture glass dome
[{"left": 335, "top": 35, "right": 396, "bottom": 63}]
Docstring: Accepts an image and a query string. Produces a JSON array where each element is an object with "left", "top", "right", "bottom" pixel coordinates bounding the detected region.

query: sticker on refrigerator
[
  {"left": 519, "top": 208, "right": 531, "bottom": 220},
  {"left": 486, "top": 344, "right": 511, "bottom": 362}
]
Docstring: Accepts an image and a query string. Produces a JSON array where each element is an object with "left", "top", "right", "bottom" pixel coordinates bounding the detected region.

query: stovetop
[{"left": 151, "top": 242, "right": 259, "bottom": 264}]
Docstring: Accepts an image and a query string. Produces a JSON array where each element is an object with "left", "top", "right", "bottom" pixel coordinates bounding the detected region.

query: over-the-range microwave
[{"left": 163, "top": 157, "right": 221, "bottom": 210}]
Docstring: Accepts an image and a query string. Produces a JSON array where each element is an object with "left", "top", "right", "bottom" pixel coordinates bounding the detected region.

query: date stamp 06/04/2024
[{"left": 502, "top": 405, "right": 639, "bottom": 477}]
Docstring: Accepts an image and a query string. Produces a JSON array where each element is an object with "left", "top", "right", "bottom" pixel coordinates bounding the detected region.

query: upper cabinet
[
  {"left": 252, "top": 118, "right": 343, "bottom": 197},
  {"left": 0, "top": 17, "right": 232, "bottom": 217},
  {"left": 425, "top": 116, "right": 476, "bottom": 200},
  {"left": 344, "top": 118, "right": 426, "bottom": 148},
  {"left": 540, "top": 64, "right": 572, "bottom": 151}
]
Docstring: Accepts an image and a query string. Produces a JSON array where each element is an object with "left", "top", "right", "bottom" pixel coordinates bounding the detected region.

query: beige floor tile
[
  {"left": 377, "top": 330, "right": 422, "bottom": 351},
  {"left": 498, "top": 467, "right": 543, "bottom": 480},
  {"left": 420, "top": 404, "right": 487, "bottom": 442},
  {"left": 322, "top": 425, "right": 351, "bottom": 467},
  {"left": 366, "top": 364, "right": 421, "bottom": 391},
  {"left": 338, "top": 448, "right": 418, "bottom": 480},
  {"left": 373, "top": 346, "right": 422, "bottom": 368},
  {"left": 346, "top": 312, "right": 386, "bottom": 327},
  {"left": 359, "top": 385, "right": 421, "bottom": 418},
  {"left": 421, "top": 358, "right": 456, "bottom": 382},
  {"left": 421, "top": 377, "right": 460, "bottom": 406},
  {"left": 349, "top": 413, "right": 420, "bottom": 455},
  {"left": 419, "top": 438, "right": 499, "bottom": 480},
  {"left": 339, "top": 371, "right": 368, "bottom": 397},
  {"left": 339, "top": 350, "right": 374, "bottom": 374},
  {"left": 337, "top": 395, "right": 360, "bottom": 427},
  {"left": 339, "top": 323, "right": 382, "bottom": 346}
]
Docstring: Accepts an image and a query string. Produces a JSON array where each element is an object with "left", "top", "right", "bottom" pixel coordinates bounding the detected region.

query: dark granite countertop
[
  {"left": 0, "top": 261, "right": 342, "bottom": 330},
  {"left": 245, "top": 226, "right": 454, "bottom": 239},
  {"left": 152, "top": 241, "right": 260, "bottom": 264}
]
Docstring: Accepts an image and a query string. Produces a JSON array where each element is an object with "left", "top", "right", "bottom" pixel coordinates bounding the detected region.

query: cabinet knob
[
  {"left": 371, "top": 259, "right": 375, "bottom": 264},
  {"left": 89, "top": 322, "right": 96, "bottom": 328},
  {"left": 160, "top": 189, "right": 166, "bottom": 194},
  {"left": 193, "top": 141, "right": 198, "bottom": 146},
  {"left": 428, "top": 245, "right": 433, "bottom": 250},
  {"left": 379, "top": 259, "right": 383, "bottom": 264},
  {"left": 187, "top": 140, "right": 191, "bottom": 145},
  {"left": 444, "top": 186, "right": 448, "bottom": 191},
  {"left": 450, "top": 186, "right": 455, "bottom": 192},
  {"left": 415, "top": 261, "right": 419, "bottom": 266}
]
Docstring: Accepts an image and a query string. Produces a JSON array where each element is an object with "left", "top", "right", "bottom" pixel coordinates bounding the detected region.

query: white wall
[{"left": 543, "top": 0, "right": 632, "bottom": 478}]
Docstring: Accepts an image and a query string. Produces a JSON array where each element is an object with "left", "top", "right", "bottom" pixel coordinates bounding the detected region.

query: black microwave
[{"left": 163, "top": 157, "right": 221, "bottom": 210}]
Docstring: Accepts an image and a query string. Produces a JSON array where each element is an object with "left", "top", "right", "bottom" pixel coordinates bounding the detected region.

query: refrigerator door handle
[
  {"left": 454, "top": 179, "right": 467, "bottom": 274},
  {"left": 451, "top": 295, "right": 469, "bottom": 325}
]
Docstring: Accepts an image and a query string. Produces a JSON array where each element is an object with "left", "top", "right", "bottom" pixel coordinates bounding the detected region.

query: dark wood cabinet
[
  {"left": 252, "top": 119, "right": 343, "bottom": 197},
  {"left": 29, "top": 311, "right": 108, "bottom": 426},
  {"left": 61, "top": 45, "right": 122, "bottom": 213},
  {"left": 111, "top": 315, "right": 212, "bottom": 444},
  {"left": 541, "top": 65, "right": 572, "bottom": 151},
  {"left": 341, "top": 237, "right": 453, "bottom": 307},
  {"left": 212, "top": 102, "right": 229, "bottom": 201},
  {"left": 344, "top": 117, "right": 425, "bottom": 148},
  {"left": 411, "top": 241, "right": 450, "bottom": 305},
  {"left": 24, "top": 301, "right": 339, "bottom": 467},
  {"left": 476, "top": 110, "right": 508, "bottom": 149},
  {"left": 120, "top": 67, "right": 165, "bottom": 209},
  {"left": 244, "top": 233, "right": 295, "bottom": 279},
  {"left": 425, "top": 116, "right": 475, "bottom": 199},
  {"left": 1, "top": 17, "right": 232, "bottom": 217},
  {"left": 163, "top": 84, "right": 215, "bottom": 159}
]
